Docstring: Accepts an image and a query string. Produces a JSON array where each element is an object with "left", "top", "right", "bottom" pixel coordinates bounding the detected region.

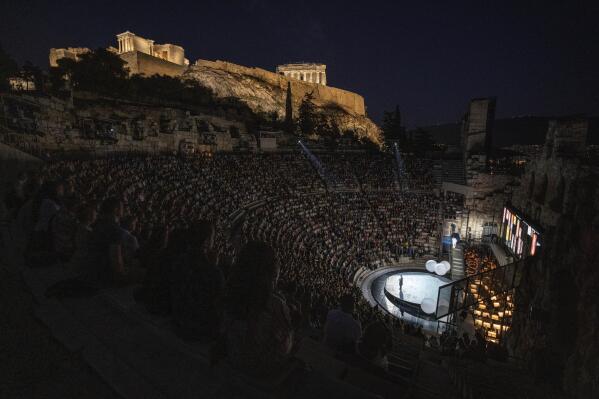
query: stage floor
[
  {"left": 366, "top": 268, "right": 452, "bottom": 332},
  {"left": 384, "top": 272, "right": 451, "bottom": 305}
]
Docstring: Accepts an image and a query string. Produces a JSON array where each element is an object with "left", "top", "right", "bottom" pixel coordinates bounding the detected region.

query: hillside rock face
[
  {"left": 508, "top": 150, "right": 599, "bottom": 399},
  {"left": 184, "top": 59, "right": 382, "bottom": 144}
]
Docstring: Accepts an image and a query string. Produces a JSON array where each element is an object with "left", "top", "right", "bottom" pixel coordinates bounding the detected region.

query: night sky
[{"left": 1, "top": 0, "right": 598, "bottom": 127}]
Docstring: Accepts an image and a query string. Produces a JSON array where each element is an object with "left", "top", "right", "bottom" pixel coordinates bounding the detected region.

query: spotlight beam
[{"left": 298, "top": 141, "right": 338, "bottom": 187}]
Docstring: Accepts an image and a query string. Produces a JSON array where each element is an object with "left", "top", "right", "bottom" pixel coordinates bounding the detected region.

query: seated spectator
[
  {"left": 426, "top": 335, "right": 440, "bottom": 350},
  {"left": 83, "top": 196, "right": 144, "bottom": 286},
  {"left": 413, "top": 326, "right": 425, "bottom": 340},
  {"left": 323, "top": 294, "right": 362, "bottom": 354},
  {"left": 171, "top": 221, "right": 224, "bottom": 340},
  {"left": 67, "top": 203, "right": 97, "bottom": 274},
  {"left": 3, "top": 171, "right": 28, "bottom": 211},
  {"left": 26, "top": 179, "right": 64, "bottom": 266},
  {"left": 51, "top": 195, "right": 79, "bottom": 262},
  {"left": 223, "top": 241, "right": 294, "bottom": 378},
  {"left": 33, "top": 180, "right": 64, "bottom": 233},
  {"left": 119, "top": 215, "right": 140, "bottom": 267},
  {"left": 357, "top": 321, "right": 392, "bottom": 371},
  {"left": 136, "top": 227, "right": 184, "bottom": 315}
]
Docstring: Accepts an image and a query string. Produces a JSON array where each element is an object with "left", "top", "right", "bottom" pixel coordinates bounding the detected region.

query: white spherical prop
[
  {"left": 441, "top": 260, "right": 451, "bottom": 272},
  {"left": 435, "top": 262, "right": 449, "bottom": 276},
  {"left": 425, "top": 260, "right": 437, "bottom": 273},
  {"left": 420, "top": 298, "right": 436, "bottom": 314}
]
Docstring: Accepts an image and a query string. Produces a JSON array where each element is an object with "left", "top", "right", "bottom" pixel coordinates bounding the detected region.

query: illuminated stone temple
[
  {"left": 49, "top": 31, "right": 189, "bottom": 77},
  {"left": 276, "top": 63, "right": 327, "bottom": 85},
  {"left": 115, "top": 31, "right": 189, "bottom": 66}
]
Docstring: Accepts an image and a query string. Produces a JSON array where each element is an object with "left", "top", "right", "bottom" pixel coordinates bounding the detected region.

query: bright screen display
[{"left": 501, "top": 207, "right": 541, "bottom": 257}]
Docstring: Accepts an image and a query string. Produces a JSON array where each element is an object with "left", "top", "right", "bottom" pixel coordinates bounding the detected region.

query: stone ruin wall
[
  {"left": 0, "top": 94, "right": 248, "bottom": 155},
  {"left": 193, "top": 59, "right": 366, "bottom": 116},
  {"left": 119, "top": 51, "right": 187, "bottom": 77}
]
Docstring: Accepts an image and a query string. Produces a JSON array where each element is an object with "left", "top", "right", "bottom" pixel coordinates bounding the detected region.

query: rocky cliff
[{"left": 184, "top": 59, "right": 382, "bottom": 144}]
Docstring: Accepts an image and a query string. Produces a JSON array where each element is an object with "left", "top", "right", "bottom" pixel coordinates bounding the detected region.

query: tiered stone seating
[{"left": 5, "top": 151, "right": 472, "bottom": 398}]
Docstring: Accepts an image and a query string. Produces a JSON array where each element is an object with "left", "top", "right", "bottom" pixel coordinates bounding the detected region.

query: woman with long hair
[{"left": 224, "top": 240, "right": 293, "bottom": 377}]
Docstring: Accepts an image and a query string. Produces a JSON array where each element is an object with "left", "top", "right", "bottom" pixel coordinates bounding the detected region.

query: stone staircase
[
  {"left": 433, "top": 160, "right": 467, "bottom": 187},
  {"left": 450, "top": 245, "right": 465, "bottom": 280}
]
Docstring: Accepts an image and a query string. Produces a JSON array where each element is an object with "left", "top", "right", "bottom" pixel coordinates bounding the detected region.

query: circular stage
[
  {"left": 361, "top": 267, "right": 453, "bottom": 331},
  {"left": 383, "top": 271, "right": 452, "bottom": 320}
]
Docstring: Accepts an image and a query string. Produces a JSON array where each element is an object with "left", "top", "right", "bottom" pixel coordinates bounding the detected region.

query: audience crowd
[{"left": 3, "top": 150, "right": 469, "bottom": 394}]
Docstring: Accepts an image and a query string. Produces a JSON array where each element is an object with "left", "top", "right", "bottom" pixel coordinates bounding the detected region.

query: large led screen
[{"left": 501, "top": 207, "right": 541, "bottom": 257}]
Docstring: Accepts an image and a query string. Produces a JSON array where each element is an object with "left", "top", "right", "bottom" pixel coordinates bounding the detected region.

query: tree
[
  {"left": 321, "top": 119, "right": 341, "bottom": 151},
  {"left": 0, "top": 44, "right": 19, "bottom": 91},
  {"left": 412, "top": 128, "right": 434, "bottom": 155},
  {"left": 284, "top": 81, "right": 294, "bottom": 133},
  {"left": 52, "top": 48, "right": 128, "bottom": 95},
  {"left": 382, "top": 105, "right": 406, "bottom": 145},
  {"left": 298, "top": 91, "right": 316, "bottom": 136}
]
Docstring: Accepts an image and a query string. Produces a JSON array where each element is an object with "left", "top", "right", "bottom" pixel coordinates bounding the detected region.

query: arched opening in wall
[
  {"left": 528, "top": 172, "right": 536, "bottom": 198},
  {"left": 550, "top": 176, "right": 565, "bottom": 213},
  {"left": 535, "top": 174, "right": 548, "bottom": 204}
]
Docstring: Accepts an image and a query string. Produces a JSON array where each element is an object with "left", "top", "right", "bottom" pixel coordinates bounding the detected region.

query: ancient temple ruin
[
  {"left": 276, "top": 63, "right": 327, "bottom": 85},
  {"left": 49, "top": 31, "right": 189, "bottom": 77}
]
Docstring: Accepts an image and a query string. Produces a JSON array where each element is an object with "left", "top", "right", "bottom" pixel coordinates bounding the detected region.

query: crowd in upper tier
[{"left": 3, "top": 150, "right": 465, "bottom": 394}]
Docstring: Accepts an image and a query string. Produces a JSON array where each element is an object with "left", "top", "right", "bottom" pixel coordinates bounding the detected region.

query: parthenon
[{"left": 276, "top": 63, "right": 327, "bottom": 85}]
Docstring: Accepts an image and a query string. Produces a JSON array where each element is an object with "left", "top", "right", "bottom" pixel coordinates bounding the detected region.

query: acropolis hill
[
  {"left": 49, "top": 31, "right": 381, "bottom": 143},
  {"left": 185, "top": 59, "right": 379, "bottom": 142}
]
